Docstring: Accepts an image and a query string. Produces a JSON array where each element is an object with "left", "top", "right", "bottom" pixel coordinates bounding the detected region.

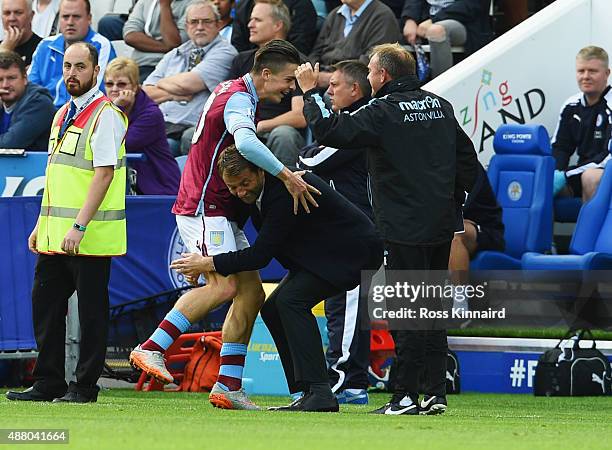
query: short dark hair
[
  {"left": 66, "top": 41, "right": 99, "bottom": 67},
  {"left": 60, "top": 0, "right": 91, "bottom": 15},
  {"left": 218, "top": 145, "right": 259, "bottom": 177},
  {"left": 332, "top": 60, "right": 370, "bottom": 97},
  {"left": 251, "top": 39, "right": 300, "bottom": 74},
  {"left": 370, "top": 43, "right": 416, "bottom": 79},
  {"left": 0, "top": 51, "right": 27, "bottom": 76}
]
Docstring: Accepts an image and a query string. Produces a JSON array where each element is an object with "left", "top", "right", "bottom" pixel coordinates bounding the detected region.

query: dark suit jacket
[{"left": 213, "top": 172, "right": 383, "bottom": 291}]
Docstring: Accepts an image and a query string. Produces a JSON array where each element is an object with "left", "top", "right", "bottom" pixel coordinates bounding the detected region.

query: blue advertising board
[{"left": 0, "top": 153, "right": 47, "bottom": 197}]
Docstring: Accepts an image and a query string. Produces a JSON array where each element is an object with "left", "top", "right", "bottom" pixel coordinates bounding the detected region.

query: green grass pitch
[{"left": 1, "top": 390, "right": 611, "bottom": 449}]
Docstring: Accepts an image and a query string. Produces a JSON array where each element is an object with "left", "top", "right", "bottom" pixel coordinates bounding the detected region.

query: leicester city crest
[
  {"left": 167, "top": 226, "right": 191, "bottom": 288},
  {"left": 507, "top": 181, "right": 522, "bottom": 202}
]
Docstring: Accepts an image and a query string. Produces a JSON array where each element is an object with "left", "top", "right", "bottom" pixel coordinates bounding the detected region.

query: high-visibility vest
[{"left": 37, "top": 95, "right": 128, "bottom": 256}]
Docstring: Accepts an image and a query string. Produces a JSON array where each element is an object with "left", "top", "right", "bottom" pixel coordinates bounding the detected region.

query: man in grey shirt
[
  {"left": 123, "top": 0, "right": 191, "bottom": 82},
  {"left": 143, "top": 0, "right": 237, "bottom": 155}
]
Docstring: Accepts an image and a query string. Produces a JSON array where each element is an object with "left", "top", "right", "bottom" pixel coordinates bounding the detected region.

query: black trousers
[
  {"left": 325, "top": 285, "right": 370, "bottom": 391},
  {"left": 386, "top": 241, "right": 451, "bottom": 399},
  {"left": 261, "top": 269, "right": 340, "bottom": 394},
  {"left": 31, "top": 254, "right": 111, "bottom": 398}
]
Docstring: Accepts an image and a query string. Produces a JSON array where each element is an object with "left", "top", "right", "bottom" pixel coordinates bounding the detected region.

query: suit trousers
[
  {"left": 31, "top": 254, "right": 111, "bottom": 398},
  {"left": 261, "top": 269, "right": 340, "bottom": 394},
  {"left": 386, "top": 241, "right": 452, "bottom": 399}
]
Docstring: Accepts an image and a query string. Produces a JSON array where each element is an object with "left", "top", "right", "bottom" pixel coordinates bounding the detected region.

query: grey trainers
[
  {"left": 209, "top": 382, "right": 260, "bottom": 410},
  {"left": 129, "top": 344, "right": 173, "bottom": 384}
]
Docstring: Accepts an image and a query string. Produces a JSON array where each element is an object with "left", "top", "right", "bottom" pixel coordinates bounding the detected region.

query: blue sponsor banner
[
  {"left": 0, "top": 153, "right": 47, "bottom": 197},
  {"left": 243, "top": 316, "right": 328, "bottom": 396},
  {"left": 456, "top": 351, "right": 541, "bottom": 393},
  {"left": 457, "top": 350, "right": 612, "bottom": 393},
  {"left": 0, "top": 196, "right": 39, "bottom": 351}
]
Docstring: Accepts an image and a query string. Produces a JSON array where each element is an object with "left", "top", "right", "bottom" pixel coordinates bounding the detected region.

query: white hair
[
  {"left": 1, "top": 0, "right": 34, "bottom": 13},
  {"left": 186, "top": 0, "right": 220, "bottom": 21}
]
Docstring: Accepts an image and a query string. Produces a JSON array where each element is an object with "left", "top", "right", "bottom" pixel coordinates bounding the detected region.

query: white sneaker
[
  {"left": 209, "top": 382, "right": 260, "bottom": 410},
  {"left": 129, "top": 344, "right": 173, "bottom": 384}
]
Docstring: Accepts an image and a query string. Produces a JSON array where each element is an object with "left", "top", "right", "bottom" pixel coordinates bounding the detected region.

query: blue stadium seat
[
  {"left": 522, "top": 162, "right": 612, "bottom": 271},
  {"left": 470, "top": 124, "right": 555, "bottom": 270}
]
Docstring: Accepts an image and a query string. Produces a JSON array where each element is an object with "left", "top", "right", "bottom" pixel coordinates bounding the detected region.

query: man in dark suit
[{"left": 171, "top": 144, "right": 383, "bottom": 412}]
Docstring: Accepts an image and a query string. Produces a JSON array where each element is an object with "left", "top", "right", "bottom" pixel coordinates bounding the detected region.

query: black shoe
[
  {"left": 52, "top": 391, "right": 97, "bottom": 403},
  {"left": 5, "top": 387, "right": 58, "bottom": 402},
  {"left": 269, "top": 392, "right": 339, "bottom": 412},
  {"left": 268, "top": 393, "right": 304, "bottom": 411},
  {"left": 419, "top": 395, "right": 447, "bottom": 415},
  {"left": 370, "top": 401, "right": 418, "bottom": 415},
  {"left": 371, "top": 394, "right": 418, "bottom": 415}
]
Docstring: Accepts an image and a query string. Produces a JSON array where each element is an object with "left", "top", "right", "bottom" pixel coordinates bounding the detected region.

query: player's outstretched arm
[{"left": 226, "top": 92, "right": 321, "bottom": 214}]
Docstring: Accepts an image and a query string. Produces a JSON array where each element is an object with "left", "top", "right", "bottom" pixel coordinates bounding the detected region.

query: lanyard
[
  {"left": 53, "top": 92, "right": 99, "bottom": 152},
  {"left": 70, "top": 91, "right": 99, "bottom": 122}
]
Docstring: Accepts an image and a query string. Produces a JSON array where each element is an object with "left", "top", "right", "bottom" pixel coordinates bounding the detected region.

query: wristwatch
[{"left": 73, "top": 222, "right": 87, "bottom": 232}]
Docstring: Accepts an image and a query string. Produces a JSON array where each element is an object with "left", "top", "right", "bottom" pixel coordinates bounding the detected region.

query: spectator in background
[
  {"left": 309, "top": 0, "right": 401, "bottom": 88},
  {"left": 105, "top": 57, "right": 180, "bottom": 195},
  {"left": 401, "top": 0, "right": 492, "bottom": 78},
  {"left": 97, "top": 0, "right": 137, "bottom": 42},
  {"left": 0, "top": 0, "right": 42, "bottom": 66},
  {"left": 32, "top": 0, "right": 59, "bottom": 37},
  {"left": 228, "top": 0, "right": 305, "bottom": 166},
  {"left": 28, "top": 0, "right": 116, "bottom": 108},
  {"left": 123, "top": 0, "right": 191, "bottom": 83},
  {"left": 553, "top": 45, "right": 612, "bottom": 203},
  {"left": 231, "top": 0, "right": 317, "bottom": 54},
  {"left": 143, "top": 0, "right": 236, "bottom": 155},
  {"left": 298, "top": 60, "right": 373, "bottom": 405},
  {"left": 213, "top": 0, "right": 234, "bottom": 42},
  {"left": 0, "top": 50, "right": 54, "bottom": 149}
]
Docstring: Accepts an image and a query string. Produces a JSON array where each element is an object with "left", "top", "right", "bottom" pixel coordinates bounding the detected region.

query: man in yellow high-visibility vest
[{"left": 6, "top": 42, "right": 127, "bottom": 404}]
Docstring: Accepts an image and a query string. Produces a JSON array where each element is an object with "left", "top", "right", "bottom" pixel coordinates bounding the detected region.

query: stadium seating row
[{"left": 471, "top": 124, "right": 612, "bottom": 272}]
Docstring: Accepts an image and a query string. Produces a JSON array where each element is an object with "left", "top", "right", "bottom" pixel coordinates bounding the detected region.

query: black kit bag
[{"left": 534, "top": 329, "right": 612, "bottom": 396}]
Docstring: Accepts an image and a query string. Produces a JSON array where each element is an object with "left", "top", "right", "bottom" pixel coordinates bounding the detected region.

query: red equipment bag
[{"left": 180, "top": 334, "right": 223, "bottom": 392}]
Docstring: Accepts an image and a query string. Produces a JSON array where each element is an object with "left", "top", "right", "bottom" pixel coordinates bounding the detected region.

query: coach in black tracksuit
[
  {"left": 299, "top": 95, "right": 374, "bottom": 398},
  {"left": 296, "top": 43, "right": 478, "bottom": 415},
  {"left": 206, "top": 146, "right": 383, "bottom": 412}
]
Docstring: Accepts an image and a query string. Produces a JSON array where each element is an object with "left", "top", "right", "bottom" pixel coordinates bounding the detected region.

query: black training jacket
[
  {"left": 298, "top": 97, "right": 374, "bottom": 221},
  {"left": 303, "top": 74, "right": 478, "bottom": 245}
]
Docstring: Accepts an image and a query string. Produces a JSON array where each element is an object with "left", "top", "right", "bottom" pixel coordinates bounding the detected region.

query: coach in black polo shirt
[{"left": 171, "top": 144, "right": 383, "bottom": 412}]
